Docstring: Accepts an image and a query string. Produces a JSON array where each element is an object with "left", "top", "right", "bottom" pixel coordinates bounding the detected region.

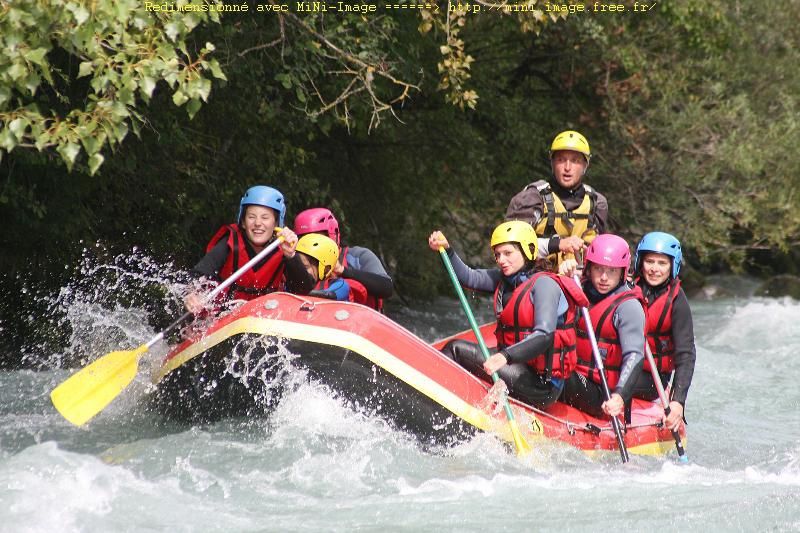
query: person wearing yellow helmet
[
  {"left": 295, "top": 233, "right": 352, "bottom": 301},
  {"left": 505, "top": 130, "right": 609, "bottom": 275},
  {"left": 428, "top": 221, "right": 589, "bottom": 409}
]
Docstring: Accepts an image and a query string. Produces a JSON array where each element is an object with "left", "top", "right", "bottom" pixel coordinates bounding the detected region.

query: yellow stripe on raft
[{"left": 151, "top": 316, "right": 544, "bottom": 443}]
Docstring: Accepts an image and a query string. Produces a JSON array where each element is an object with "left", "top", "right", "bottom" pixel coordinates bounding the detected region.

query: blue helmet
[
  {"left": 237, "top": 185, "right": 286, "bottom": 226},
  {"left": 634, "top": 231, "right": 682, "bottom": 279}
]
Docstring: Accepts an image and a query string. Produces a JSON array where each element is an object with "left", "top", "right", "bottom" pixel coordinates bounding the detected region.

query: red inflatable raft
[{"left": 149, "top": 293, "right": 685, "bottom": 457}]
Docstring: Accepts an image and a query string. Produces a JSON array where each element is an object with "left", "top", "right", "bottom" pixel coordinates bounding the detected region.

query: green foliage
[
  {"left": 0, "top": 0, "right": 225, "bottom": 173},
  {"left": 420, "top": 0, "right": 564, "bottom": 110},
  {"left": 4, "top": 0, "right": 800, "bottom": 367},
  {"left": 551, "top": 0, "right": 800, "bottom": 271}
]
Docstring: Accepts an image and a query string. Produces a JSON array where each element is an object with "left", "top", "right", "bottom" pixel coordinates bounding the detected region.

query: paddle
[
  {"left": 50, "top": 231, "right": 286, "bottom": 426},
  {"left": 438, "top": 246, "right": 532, "bottom": 457},
  {"left": 644, "top": 344, "right": 689, "bottom": 462},
  {"left": 572, "top": 274, "right": 630, "bottom": 463}
]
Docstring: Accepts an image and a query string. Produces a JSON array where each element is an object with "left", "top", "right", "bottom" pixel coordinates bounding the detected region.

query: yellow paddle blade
[
  {"left": 509, "top": 419, "right": 533, "bottom": 456},
  {"left": 50, "top": 345, "right": 148, "bottom": 426}
]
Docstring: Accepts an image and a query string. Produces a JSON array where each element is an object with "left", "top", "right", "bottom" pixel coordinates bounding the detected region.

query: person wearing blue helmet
[
  {"left": 631, "top": 231, "right": 696, "bottom": 433},
  {"left": 184, "top": 185, "right": 315, "bottom": 312}
]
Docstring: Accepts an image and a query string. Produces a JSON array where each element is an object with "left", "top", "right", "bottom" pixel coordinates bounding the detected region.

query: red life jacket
[
  {"left": 493, "top": 271, "right": 589, "bottom": 380},
  {"left": 206, "top": 224, "right": 285, "bottom": 301},
  {"left": 575, "top": 285, "right": 645, "bottom": 389},
  {"left": 641, "top": 279, "right": 681, "bottom": 374},
  {"left": 341, "top": 246, "right": 384, "bottom": 312}
]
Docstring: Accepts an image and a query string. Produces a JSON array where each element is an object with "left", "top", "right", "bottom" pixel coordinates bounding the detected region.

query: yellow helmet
[
  {"left": 296, "top": 233, "right": 340, "bottom": 280},
  {"left": 550, "top": 130, "right": 591, "bottom": 161},
  {"left": 490, "top": 221, "right": 538, "bottom": 261}
]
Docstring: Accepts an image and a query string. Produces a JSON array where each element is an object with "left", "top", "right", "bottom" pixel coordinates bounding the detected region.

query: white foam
[
  {"left": 703, "top": 297, "right": 800, "bottom": 348},
  {"left": 0, "top": 440, "right": 265, "bottom": 532}
]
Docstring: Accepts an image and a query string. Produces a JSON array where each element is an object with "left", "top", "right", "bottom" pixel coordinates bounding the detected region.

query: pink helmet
[
  {"left": 293, "top": 208, "right": 340, "bottom": 245},
  {"left": 585, "top": 234, "right": 631, "bottom": 275}
]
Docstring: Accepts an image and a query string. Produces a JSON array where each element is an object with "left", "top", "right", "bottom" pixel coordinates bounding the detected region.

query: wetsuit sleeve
[
  {"left": 669, "top": 288, "right": 696, "bottom": 406},
  {"left": 593, "top": 191, "right": 609, "bottom": 235},
  {"left": 341, "top": 247, "right": 393, "bottom": 298},
  {"left": 612, "top": 298, "right": 646, "bottom": 402},
  {"left": 191, "top": 239, "right": 229, "bottom": 279},
  {"left": 446, "top": 248, "right": 502, "bottom": 293},
  {"left": 283, "top": 254, "right": 316, "bottom": 295},
  {"left": 501, "top": 276, "right": 563, "bottom": 364}
]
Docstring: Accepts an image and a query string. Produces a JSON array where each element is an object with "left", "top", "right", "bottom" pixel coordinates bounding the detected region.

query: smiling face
[
  {"left": 640, "top": 252, "right": 671, "bottom": 286},
  {"left": 551, "top": 149, "right": 588, "bottom": 189},
  {"left": 589, "top": 263, "right": 624, "bottom": 294},
  {"left": 493, "top": 243, "right": 526, "bottom": 277},
  {"left": 242, "top": 205, "right": 277, "bottom": 251}
]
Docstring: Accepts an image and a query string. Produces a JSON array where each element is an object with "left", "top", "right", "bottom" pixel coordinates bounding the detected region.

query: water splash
[
  {"left": 702, "top": 296, "right": 800, "bottom": 349},
  {"left": 10, "top": 242, "right": 202, "bottom": 370}
]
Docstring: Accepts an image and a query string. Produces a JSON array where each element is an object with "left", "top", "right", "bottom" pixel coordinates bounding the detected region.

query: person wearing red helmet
[
  {"left": 293, "top": 207, "right": 393, "bottom": 311},
  {"left": 184, "top": 185, "right": 315, "bottom": 313},
  {"left": 561, "top": 234, "right": 646, "bottom": 419}
]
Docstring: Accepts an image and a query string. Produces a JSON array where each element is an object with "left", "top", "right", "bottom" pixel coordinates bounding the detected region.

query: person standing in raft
[
  {"left": 427, "top": 221, "right": 589, "bottom": 409},
  {"left": 560, "top": 234, "right": 646, "bottom": 419},
  {"left": 295, "top": 233, "right": 352, "bottom": 302},
  {"left": 505, "top": 130, "right": 609, "bottom": 276},
  {"left": 184, "top": 185, "right": 315, "bottom": 313},
  {"left": 294, "top": 207, "right": 393, "bottom": 311},
  {"left": 631, "top": 232, "right": 696, "bottom": 433}
]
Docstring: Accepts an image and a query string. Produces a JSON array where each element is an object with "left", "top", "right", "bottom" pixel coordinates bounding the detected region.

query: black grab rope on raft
[{"left": 521, "top": 403, "right": 663, "bottom": 436}]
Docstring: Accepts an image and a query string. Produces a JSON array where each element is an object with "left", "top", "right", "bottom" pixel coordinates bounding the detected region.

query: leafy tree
[
  {"left": 0, "top": 0, "right": 226, "bottom": 174},
  {"left": 536, "top": 1, "right": 800, "bottom": 271},
  {"left": 5, "top": 1, "right": 800, "bottom": 367},
  {"left": 0, "top": 1, "right": 563, "bottom": 172}
]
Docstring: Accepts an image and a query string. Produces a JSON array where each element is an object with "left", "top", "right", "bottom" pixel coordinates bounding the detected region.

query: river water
[{"left": 1, "top": 270, "right": 798, "bottom": 532}]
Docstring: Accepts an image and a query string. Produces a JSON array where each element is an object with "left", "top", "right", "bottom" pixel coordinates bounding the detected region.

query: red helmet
[
  {"left": 585, "top": 234, "right": 631, "bottom": 275},
  {"left": 293, "top": 208, "right": 340, "bottom": 245}
]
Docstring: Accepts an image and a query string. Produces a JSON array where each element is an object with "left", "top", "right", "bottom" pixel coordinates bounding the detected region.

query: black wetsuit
[{"left": 631, "top": 279, "right": 697, "bottom": 408}]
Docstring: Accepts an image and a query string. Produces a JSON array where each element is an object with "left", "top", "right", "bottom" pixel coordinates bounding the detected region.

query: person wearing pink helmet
[
  {"left": 560, "top": 234, "right": 647, "bottom": 419},
  {"left": 293, "top": 207, "right": 393, "bottom": 311}
]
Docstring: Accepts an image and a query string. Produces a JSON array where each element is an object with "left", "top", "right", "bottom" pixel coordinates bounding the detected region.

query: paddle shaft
[
  {"left": 438, "top": 247, "right": 530, "bottom": 453},
  {"left": 644, "top": 344, "right": 688, "bottom": 461},
  {"left": 572, "top": 275, "right": 630, "bottom": 463},
  {"left": 144, "top": 234, "right": 285, "bottom": 350}
]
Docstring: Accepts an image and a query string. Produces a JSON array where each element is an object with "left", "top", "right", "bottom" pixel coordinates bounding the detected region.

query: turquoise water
[{"left": 1, "top": 276, "right": 798, "bottom": 532}]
